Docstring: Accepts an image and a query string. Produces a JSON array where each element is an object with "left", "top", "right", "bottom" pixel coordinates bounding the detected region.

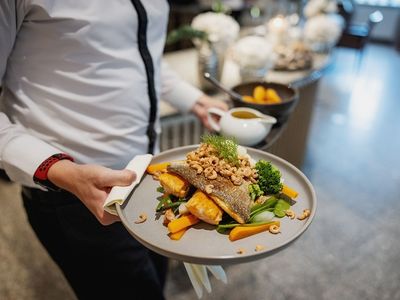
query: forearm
[
  {"left": 160, "top": 60, "right": 203, "bottom": 112},
  {"left": 47, "top": 159, "right": 80, "bottom": 192}
]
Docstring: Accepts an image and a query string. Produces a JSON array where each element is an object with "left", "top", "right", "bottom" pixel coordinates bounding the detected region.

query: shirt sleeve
[
  {"left": 160, "top": 60, "right": 204, "bottom": 113},
  {"left": 0, "top": 0, "right": 16, "bottom": 81},
  {"left": 0, "top": 1, "right": 64, "bottom": 188}
]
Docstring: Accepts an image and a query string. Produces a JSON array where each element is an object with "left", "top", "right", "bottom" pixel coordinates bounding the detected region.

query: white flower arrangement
[
  {"left": 231, "top": 36, "right": 275, "bottom": 69},
  {"left": 303, "top": 14, "right": 344, "bottom": 49},
  {"left": 266, "top": 15, "right": 290, "bottom": 36},
  {"left": 303, "top": 0, "right": 338, "bottom": 18},
  {"left": 191, "top": 12, "right": 240, "bottom": 46}
]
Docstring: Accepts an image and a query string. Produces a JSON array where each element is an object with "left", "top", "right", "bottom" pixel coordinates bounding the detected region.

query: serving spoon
[{"left": 203, "top": 72, "right": 243, "bottom": 102}]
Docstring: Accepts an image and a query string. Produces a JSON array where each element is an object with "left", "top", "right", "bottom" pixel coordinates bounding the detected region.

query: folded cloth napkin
[
  {"left": 183, "top": 263, "right": 227, "bottom": 299},
  {"left": 103, "top": 154, "right": 153, "bottom": 215}
]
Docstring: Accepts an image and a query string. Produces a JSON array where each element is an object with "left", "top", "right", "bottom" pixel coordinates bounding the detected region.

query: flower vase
[
  {"left": 196, "top": 41, "right": 225, "bottom": 93},
  {"left": 239, "top": 65, "right": 268, "bottom": 83}
]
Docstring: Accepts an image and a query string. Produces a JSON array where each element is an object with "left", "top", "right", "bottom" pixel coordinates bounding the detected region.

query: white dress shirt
[{"left": 0, "top": 0, "right": 203, "bottom": 188}]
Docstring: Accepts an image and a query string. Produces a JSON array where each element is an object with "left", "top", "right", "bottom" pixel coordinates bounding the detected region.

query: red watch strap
[{"left": 33, "top": 153, "right": 74, "bottom": 190}]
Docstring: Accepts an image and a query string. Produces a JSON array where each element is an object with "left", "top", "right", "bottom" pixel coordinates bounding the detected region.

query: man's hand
[
  {"left": 48, "top": 160, "right": 136, "bottom": 225},
  {"left": 191, "top": 94, "right": 229, "bottom": 130}
]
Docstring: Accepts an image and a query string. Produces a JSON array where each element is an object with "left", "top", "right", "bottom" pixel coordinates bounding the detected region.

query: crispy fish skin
[{"left": 168, "top": 161, "right": 252, "bottom": 223}]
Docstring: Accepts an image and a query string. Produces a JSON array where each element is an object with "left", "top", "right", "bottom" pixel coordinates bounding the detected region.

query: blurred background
[{"left": 1, "top": 0, "right": 399, "bottom": 299}]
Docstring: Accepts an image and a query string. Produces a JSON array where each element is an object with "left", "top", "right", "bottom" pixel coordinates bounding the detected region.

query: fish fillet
[{"left": 168, "top": 161, "right": 252, "bottom": 223}]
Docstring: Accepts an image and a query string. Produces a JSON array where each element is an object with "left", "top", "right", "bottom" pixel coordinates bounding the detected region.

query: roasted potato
[{"left": 186, "top": 189, "right": 223, "bottom": 225}]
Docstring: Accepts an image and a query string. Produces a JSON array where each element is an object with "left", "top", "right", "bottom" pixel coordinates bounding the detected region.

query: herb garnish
[{"left": 201, "top": 134, "right": 239, "bottom": 166}]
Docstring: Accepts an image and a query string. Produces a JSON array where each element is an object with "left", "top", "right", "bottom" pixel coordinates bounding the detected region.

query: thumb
[{"left": 100, "top": 169, "right": 136, "bottom": 188}]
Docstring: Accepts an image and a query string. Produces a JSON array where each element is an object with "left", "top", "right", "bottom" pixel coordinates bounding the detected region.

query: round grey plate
[{"left": 117, "top": 145, "right": 317, "bottom": 265}]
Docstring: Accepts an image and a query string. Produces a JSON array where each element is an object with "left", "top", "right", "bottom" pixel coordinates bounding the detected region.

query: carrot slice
[
  {"left": 167, "top": 214, "right": 199, "bottom": 234},
  {"left": 168, "top": 228, "right": 188, "bottom": 240},
  {"left": 229, "top": 221, "right": 280, "bottom": 241},
  {"left": 282, "top": 184, "right": 298, "bottom": 199},
  {"left": 146, "top": 162, "right": 171, "bottom": 175}
]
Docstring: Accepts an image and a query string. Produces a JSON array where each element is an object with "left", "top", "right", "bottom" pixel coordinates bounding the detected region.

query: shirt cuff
[{"left": 1, "top": 134, "right": 63, "bottom": 188}]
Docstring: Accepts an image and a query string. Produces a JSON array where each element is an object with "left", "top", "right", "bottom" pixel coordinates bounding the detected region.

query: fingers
[
  {"left": 98, "top": 211, "right": 121, "bottom": 226},
  {"left": 192, "top": 95, "right": 229, "bottom": 130},
  {"left": 92, "top": 204, "right": 121, "bottom": 225},
  {"left": 201, "top": 115, "right": 212, "bottom": 131},
  {"left": 99, "top": 169, "right": 136, "bottom": 188},
  {"left": 196, "top": 95, "right": 229, "bottom": 111},
  {"left": 95, "top": 169, "right": 136, "bottom": 225},
  {"left": 92, "top": 169, "right": 135, "bottom": 225},
  {"left": 215, "top": 100, "right": 229, "bottom": 111},
  {"left": 84, "top": 191, "right": 121, "bottom": 225}
]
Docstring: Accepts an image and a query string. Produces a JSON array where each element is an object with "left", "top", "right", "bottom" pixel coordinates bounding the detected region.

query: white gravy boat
[{"left": 207, "top": 107, "right": 277, "bottom": 146}]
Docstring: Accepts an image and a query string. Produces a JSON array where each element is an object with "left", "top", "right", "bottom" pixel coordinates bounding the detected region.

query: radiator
[{"left": 159, "top": 113, "right": 208, "bottom": 151}]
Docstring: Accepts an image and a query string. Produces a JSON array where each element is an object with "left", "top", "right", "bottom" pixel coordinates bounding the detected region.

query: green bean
[{"left": 250, "top": 197, "right": 278, "bottom": 217}]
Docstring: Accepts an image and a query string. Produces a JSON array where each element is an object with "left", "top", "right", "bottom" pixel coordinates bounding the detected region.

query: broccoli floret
[
  {"left": 248, "top": 184, "right": 264, "bottom": 200},
  {"left": 255, "top": 160, "right": 283, "bottom": 195}
]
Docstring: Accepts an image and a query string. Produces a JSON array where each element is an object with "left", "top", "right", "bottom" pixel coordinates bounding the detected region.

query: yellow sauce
[{"left": 231, "top": 111, "right": 259, "bottom": 119}]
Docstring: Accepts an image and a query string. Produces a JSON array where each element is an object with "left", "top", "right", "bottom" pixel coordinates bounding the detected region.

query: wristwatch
[{"left": 33, "top": 153, "right": 74, "bottom": 191}]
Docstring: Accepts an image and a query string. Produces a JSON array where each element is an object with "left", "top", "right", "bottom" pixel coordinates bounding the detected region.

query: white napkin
[
  {"left": 103, "top": 154, "right": 153, "bottom": 215},
  {"left": 183, "top": 263, "right": 228, "bottom": 299}
]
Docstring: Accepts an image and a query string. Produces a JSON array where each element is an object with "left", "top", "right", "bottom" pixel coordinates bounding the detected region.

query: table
[{"left": 161, "top": 48, "right": 332, "bottom": 168}]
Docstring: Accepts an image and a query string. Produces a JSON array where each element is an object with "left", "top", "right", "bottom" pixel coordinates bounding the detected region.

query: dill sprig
[{"left": 201, "top": 134, "right": 239, "bottom": 166}]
